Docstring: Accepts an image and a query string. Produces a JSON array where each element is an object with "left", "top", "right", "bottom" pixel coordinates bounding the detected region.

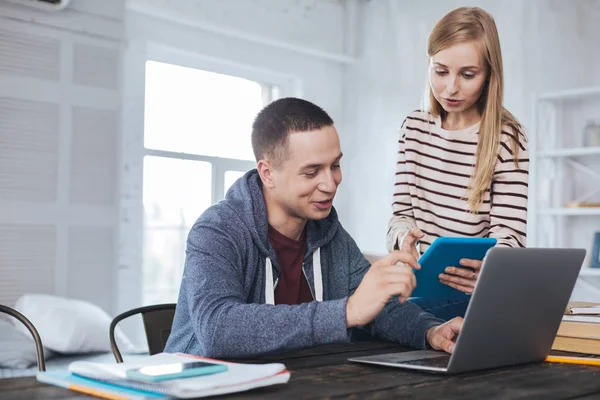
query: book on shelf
[
  {"left": 37, "top": 353, "right": 290, "bottom": 399},
  {"left": 564, "top": 202, "right": 600, "bottom": 208}
]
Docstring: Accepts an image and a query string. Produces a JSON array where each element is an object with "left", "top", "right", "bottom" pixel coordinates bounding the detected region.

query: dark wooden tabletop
[{"left": 1, "top": 341, "right": 600, "bottom": 399}]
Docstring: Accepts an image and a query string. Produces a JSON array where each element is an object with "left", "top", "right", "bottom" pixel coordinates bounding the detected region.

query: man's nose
[{"left": 318, "top": 170, "right": 336, "bottom": 193}]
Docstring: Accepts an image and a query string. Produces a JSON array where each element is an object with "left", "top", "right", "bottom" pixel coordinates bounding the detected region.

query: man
[{"left": 165, "top": 98, "right": 463, "bottom": 358}]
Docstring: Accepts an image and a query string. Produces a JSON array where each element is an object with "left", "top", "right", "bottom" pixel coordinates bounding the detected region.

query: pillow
[
  {"left": 12, "top": 294, "right": 136, "bottom": 354},
  {"left": 0, "top": 318, "right": 55, "bottom": 369}
]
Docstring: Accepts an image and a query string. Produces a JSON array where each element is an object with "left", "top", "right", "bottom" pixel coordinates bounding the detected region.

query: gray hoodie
[{"left": 165, "top": 169, "right": 442, "bottom": 358}]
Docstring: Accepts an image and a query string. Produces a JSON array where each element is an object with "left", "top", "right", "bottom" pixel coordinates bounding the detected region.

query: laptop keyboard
[{"left": 399, "top": 355, "right": 451, "bottom": 368}]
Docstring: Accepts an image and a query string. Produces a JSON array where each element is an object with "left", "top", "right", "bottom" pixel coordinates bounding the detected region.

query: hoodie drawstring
[
  {"left": 265, "top": 248, "right": 323, "bottom": 305},
  {"left": 265, "top": 257, "right": 275, "bottom": 305}
]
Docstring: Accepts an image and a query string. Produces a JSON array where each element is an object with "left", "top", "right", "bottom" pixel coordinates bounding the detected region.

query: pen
[{"left": 545, "top": 356, "right": 600, "bottom": 367}]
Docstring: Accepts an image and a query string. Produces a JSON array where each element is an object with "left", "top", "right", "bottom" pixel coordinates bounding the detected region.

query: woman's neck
[{"left": 442, "top": 107, "right": 481, "bottom": 131}]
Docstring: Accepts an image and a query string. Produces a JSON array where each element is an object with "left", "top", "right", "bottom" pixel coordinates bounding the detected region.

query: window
[{"left": 142, "top": 60, "right": 277, "bottom": 304}]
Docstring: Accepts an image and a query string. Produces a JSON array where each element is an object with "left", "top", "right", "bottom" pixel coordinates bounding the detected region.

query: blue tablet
[{"left": 412, "top": 237, "right": 497, "bottom": 298}]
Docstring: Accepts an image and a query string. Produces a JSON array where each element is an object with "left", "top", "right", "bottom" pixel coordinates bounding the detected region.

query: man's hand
[
  {"left": 346, "top": 251, "right": 420, "bottom": 328},
  {"left": 399, "top": 227, "right": 424, "bottom": 261},
  {"left": 439, "top": 259, "right": 483, "bottom": 295},
  {"left": 426, "top": 317, "right": 463, "bottom": 353}
]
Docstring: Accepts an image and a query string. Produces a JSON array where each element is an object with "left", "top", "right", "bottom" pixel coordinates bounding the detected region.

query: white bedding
[{"left": 0, "top": 352, "right": 149, "bottom": 379}]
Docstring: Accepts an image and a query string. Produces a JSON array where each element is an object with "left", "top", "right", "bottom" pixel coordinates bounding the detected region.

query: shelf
[
  {"left": 537, "top": 86, "right": 600, "bottom": 101},
  {"left": 580, "top": 269, "right": 600, "bottom": 277},
  {"left": 538, "top": 147, "right": 600, "bottom": 158},
  {"left": 538, "top": 208, "right": 600, "bottom": 216}
]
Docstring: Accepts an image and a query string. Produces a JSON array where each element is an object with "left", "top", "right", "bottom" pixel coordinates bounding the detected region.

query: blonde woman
[{"left": 388, "top": 7, "right": 528, "bottom": 320}]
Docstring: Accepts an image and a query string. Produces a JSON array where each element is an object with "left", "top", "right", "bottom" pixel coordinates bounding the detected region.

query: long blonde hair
[{"left": 426, "top": 7, "right": 523, "bottom": 212}]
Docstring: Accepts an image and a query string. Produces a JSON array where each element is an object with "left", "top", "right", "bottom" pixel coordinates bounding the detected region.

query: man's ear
[{"left": 257, "top": 159, "right": 276, "bottom": 188}]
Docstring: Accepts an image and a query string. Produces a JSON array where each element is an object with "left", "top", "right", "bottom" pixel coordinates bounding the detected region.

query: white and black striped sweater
[{"left": 387, "top": 110, "right": 529, "bottom": 253}]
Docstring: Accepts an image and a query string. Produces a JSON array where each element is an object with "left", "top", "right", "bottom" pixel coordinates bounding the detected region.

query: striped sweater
[{"left": 387, "top": 110, "right": 529, "bottom": 254}]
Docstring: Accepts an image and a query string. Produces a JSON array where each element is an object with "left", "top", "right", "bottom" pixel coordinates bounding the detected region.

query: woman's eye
[
  {"left": 435, "top": 70, "right": 448, "bottom": 76},
  {"left": 463, "top": 73, "right": 476, "bottom": 79}
]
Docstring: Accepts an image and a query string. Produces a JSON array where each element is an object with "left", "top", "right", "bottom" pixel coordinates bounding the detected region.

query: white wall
[
  {"left": 0, "top": 0, "right": 358, "bottom": 317},
  {"left": 127, "top": 0, "right": 352, "bottom": 56},
  {"left": 338, "top": 0, "right": 600, "bottom": 253},
  {"left": 3, "top": 0, "right": 597, "bottom": 314},
  {"left": 0, "top": 0, "right": 125, "bottom": 312},
  {"left": 117, "top": 0, "right": 358, "bottom": 314}
]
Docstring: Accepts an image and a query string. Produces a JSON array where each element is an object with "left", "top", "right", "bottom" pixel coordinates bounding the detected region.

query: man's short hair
[{"left": 251, "top": 97, "right": 334, "bottom": 167}]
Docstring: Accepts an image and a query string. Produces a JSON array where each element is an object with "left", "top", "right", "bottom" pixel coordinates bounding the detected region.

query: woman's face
[{"left": 429, "top": 41, "right": 488, "bottom": 115}]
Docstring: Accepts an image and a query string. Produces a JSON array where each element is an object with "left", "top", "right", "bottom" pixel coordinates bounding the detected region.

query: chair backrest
[
  {"left": 0, "top": 304, "right": 46, "bottom": 371},
  {"left": 109, "top": 303, "right": 176, "bottom": 363}
]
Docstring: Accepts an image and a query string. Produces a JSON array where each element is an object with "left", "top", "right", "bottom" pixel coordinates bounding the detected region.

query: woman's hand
[
  {"left": 439, "top": 258, "right": 482, "bottom": 295},
  {"left": 399, "top": 227, "right": 425, "bottom": 261}
]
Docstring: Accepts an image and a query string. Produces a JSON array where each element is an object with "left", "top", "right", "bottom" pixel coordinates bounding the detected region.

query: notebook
[
  {"left": 552, "top": 336, "right": 600, "bottom": 356},
  {"left": 551, "top": 310, "right": 600, "bottom": 355},
  {"left": 565, "top": 301, "right": 600, "bottom": 315},
  {"left": 37, "top": 353, "right": 290, "bottom": 399},
  {"left": 557, "top": 321, "right": 600, "bottom": 340}
]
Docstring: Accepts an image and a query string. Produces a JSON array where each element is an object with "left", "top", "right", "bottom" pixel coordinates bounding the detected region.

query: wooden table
[{"left": 1, "top": 342, "right": 600, "bottom": 399}]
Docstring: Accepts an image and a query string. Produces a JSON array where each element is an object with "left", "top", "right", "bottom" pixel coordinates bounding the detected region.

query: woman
[{"left": 387, "top": 7, "right": 529, "bottom": 320}]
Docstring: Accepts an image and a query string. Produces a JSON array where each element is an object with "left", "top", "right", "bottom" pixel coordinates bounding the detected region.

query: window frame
[
  {"left": 135, "top": 45, "right": 300, "bottom": 304},
  {"left": 144, "top": 44, "right": 298, "bottom": 202}
]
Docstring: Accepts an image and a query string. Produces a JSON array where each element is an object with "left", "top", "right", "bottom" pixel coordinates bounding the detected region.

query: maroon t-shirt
[{"left": 268, "top": 225, "right": 313, "bottom": 305}]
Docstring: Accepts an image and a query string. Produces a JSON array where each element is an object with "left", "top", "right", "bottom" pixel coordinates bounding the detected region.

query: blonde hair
[{"left": 426, "top": 7, "right": 523, "bottom": 212}]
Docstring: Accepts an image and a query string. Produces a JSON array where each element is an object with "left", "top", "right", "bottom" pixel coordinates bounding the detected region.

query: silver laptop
[{"left": 349, "top": 247, "right": 586, "bottom": 374}]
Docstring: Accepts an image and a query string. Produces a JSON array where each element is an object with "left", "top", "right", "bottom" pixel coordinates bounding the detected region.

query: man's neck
[{"left": 263, "top": 188, "right": 307, "bottom": 241}]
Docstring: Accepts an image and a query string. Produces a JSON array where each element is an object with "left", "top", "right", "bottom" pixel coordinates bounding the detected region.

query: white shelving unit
[
  {"left": 530, "top": 86, "right": 600, "bottom": 280},
  {"left": 539, "top": 208, "right": 600, "bottom": 216},
  {"left": 581, "top": 269, "right": 600, "bottom": 277},
  {"left": 539, "top": 147, "right": 600, "bottom": 158}
]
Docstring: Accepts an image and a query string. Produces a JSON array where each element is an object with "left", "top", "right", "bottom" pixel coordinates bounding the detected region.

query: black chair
[
  {"left": 0, "top": 304, "right": 46, "bottom": 371},
  {"left": 109, "top": 303, "right": 176, "bottom": 363}
]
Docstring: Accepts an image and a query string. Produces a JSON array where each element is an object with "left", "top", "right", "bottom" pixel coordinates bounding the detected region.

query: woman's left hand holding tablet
[{"left": 439, "top": 258, "right": 482, "bottom": 294}]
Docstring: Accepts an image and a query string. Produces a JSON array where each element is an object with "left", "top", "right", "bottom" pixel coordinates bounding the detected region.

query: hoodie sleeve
[
  {"left": 182, "top": 219, "right": 349, "bottom": 358},
  {"left": 344, "top": 230, "right": 443, "bottom": 349}
]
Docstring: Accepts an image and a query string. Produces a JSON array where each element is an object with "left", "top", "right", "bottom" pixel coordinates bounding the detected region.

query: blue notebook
[
  {"left": 37, "top": 370, "right": 167, "bottom": 400},
  {"left": 412, "top": 237, "right": 496, "bottom": 298}
]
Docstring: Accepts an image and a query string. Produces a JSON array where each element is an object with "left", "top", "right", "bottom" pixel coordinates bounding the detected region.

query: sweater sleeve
[
  {"left": 488, "top": 131, "right": 529, "bottom": 248},
  {"left": 344, "top": 228, "right": 442, "bottom": 349},
  {"left": 387, "top": 120, "right": 417, "bottom": 252}
]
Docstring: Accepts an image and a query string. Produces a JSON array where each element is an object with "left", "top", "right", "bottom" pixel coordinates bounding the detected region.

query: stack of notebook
[
  {"left": 552, "top": 301, "right": 600, "bottom": 355},
  {"left": 37, "top": 353, "right": 290, "bottom": 399}
]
